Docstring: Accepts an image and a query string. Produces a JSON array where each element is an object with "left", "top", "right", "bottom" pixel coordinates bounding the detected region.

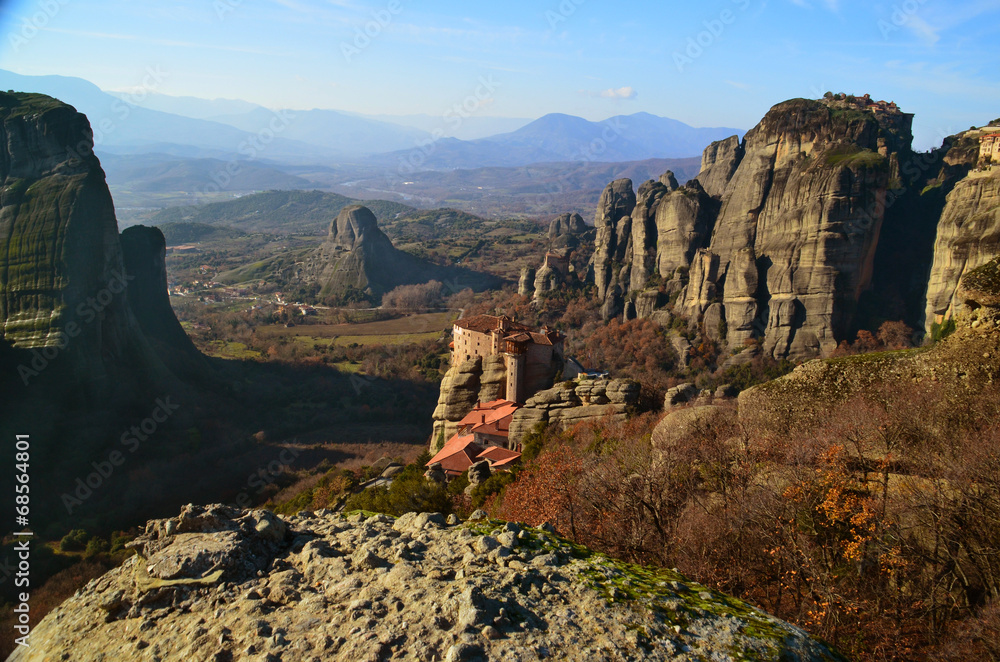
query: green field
[{"left": 259, "top": 311, "right": 456, "bottom": 346}]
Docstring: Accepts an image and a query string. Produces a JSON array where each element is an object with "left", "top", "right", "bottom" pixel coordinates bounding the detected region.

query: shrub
[
  {"left": 931, "top": 318, "right": 957, "bottom": 343},
  {"left": 84, "top": 537, "right": 109, "bottom": 558},
  {"left": 59, "top": 529, "right": 89, "bottom": 553},
  {"left": 471, "top": 471, "right": 517, "bottom": 508},
  {"left": 342, "top": 464, "right": 450, "bottom": 516}
]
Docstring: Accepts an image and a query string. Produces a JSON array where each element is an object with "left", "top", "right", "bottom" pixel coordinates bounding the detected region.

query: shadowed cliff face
[
  {"left": 0, "top": 93, "right": 133, "bottom": 358},
  {"left": 922, "top": 130, "right": 1000, "bottom": 333},
  {"left": 0, "top": 92, "right": 203, "bottom": 529},
  {"left": 0, "top": 93, "right": 196, "bottom": 394},
  {"left": 120, "top": 225, "right": 203, "bottom": 365}
]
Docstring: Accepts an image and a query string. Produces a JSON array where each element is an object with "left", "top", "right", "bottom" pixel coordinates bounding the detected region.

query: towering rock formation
[
  {"left": 654, "top": 180, "right": 717, "bottom": 279},
  {"left": 548, "top": 212, "right": 586, "bottom": 241},
  {"left": 592, "top": 178, "right": 636, "bottom": 304},
  {"left": 0, "top": 92, "right": 178, "bottom": 394},
  {"left": 696, "top": 135, "right": 744, "bottom": 198},
  {"left": 299, "top": 205, "right": 498, "bottom": 302},
  {"left": 518, "top": 266, "right": 536, "bottom": 297},
  {"left": 592, "top": 97, "right": 916, "bottom": 360},
  {"left": 120, "top": 225, "right": 201, "bottom": 357},
  {"left": 311, "top": 205, "right": 420, "bottom": 298},
  {"left": 628, "top": 179, "right": 670, "bottom": 290},
  {"left": 521, "top": 213, "right": 591, "bottom": 301},
  {"left": 0, "top": 92, "right": 210, "bottom": 528},
  {"left": 430, "top": 355, "right": 507, "bottom": 453},
  {"left": 923, "top": 140, "right": 1000, "bottom": 333}
]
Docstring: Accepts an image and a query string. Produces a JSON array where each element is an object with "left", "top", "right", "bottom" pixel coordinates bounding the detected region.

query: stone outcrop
[
  {"left": 120, "top": 225, "right": 201, "bottom": 360},
  {"left": 14, "top": 505, "right": 846, "bottom": 662},
  {"left": 924, "top": 168, "right": 1000, "bottom": 332},
  {"left": 654, "top": 181, "right": 717, "bottom": 279},
  {"left": 532, "top": 267, "right": 560, "bottom": 299},
  {"left": 960, "top": 255, "right": 1000, "bottom": 308},
  {"left": 0, "top": 92, "right": 215, "bottom": 529},
  {"left": 695, "top": 135, "right": 744, "bottom": 198},
  {"left": 701, "top": 99, "right": 910, "bottom": 359},
  {"left": 509, "top": 378, "right": 640, "bottom": 443},
  {"left": 0, "top": 92, "right": 184, "bottom": 396},
  {"left": 628, "top": 179, "right": 670, "bottom": 290},
  {"left": 299, "top": 205, "right": 498, "bottom": 302},
  {"left": 518, "top": 267, "right": 535, "bottom": 296},
  {"left": 548, "top": 212, "right": 586, "bottom": 240},
  {"left": 664, "top": 383, "right": 699, "bottom": 408},
  {"left": 592, "top": 179, "right": 636, "bottom": 301},
  {"left": 1, "top": 93, "right": 138, "bottom": 359},
  {"left": 660, "top": 170, "right": 680, "bottom": 190},
  {"left": 589, "top": 97, "right": 917, "bottom": 361},
  {"left": 739, "top": 258, "right": 1000, "bottom": 436},
  {"left": 430, "top": 355, "right": 509, "bottom": 453},
  {"left": 311, "top": 206, "right": 423, "bottom": 298}
]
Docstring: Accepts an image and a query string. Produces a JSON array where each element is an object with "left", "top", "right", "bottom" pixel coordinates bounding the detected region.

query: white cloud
[
  {"left": 598, "top": 86, "right": 637, "bottom": 99},
  {"left": 905, "top": 15, "right": 941, "bottom": 45}
]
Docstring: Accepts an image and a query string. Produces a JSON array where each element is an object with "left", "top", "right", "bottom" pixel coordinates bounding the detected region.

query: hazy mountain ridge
[
  {"left": 0, "top": 70, "right": 740, "bottom": 168},
  {"left": 147, "top": 190, "right": 416, "bottom": 235},
  {"left": 100, "top": 152, "right": 315, "bottom": 193},
  {"left": 373, "top": 112, "right": 743, "bottom": 169}
]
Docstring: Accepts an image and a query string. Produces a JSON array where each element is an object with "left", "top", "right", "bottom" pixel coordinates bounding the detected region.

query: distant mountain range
[
  {"left": 371, "top": 112, "right": 741, "bottom": 169},
  {"left": 0, "top": 70, "right": 742, "bottom": 168}
]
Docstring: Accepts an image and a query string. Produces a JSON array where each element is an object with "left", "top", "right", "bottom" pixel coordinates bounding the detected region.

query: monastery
[{"left": 428, "top": 315, "right": 565, "bottom": 479}]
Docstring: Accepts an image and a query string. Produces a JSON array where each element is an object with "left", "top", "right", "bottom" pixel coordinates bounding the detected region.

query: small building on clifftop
[
  {"left": 979, "top": 132, "right": 1000, "bottom": 166},
  {"left": 450, "top": 314, "right": 564, "bottom": 404}
]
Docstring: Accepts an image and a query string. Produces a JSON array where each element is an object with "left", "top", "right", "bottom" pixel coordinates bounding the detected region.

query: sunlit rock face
[{"left": 593, "top": 98, "right": 915, "bottom": 361}]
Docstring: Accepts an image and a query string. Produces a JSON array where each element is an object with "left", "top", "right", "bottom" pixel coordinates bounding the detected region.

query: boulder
[
  {"left": 510, "top": 378, "right": 640, "bottom": 445},
  {"left": 424, "top": 463, "right": 447, "bottom": 483},
  {"left": 664, "top": 383, "right": 699, "bottom": 408},
  {"left": 467, "top": 460, "right": 492, "bottom": 488}
]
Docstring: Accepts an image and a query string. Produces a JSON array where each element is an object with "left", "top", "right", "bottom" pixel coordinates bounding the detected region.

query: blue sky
[{"left": 1, "top": 0, "right": 998, "bottom": 150}]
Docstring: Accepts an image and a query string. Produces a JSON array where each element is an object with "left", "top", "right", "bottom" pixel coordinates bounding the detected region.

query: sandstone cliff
[
  {"left": 120, "top": 225, "right": 202, "bottom": 359},
  {"left": 0, "top": 92, "right": 205, "bottom": 529},
  {"left": 739, "top": 256, "right": 1000, "bottom": 435},
  {"left": 924, "top": 167, "right": 1000, "bottom": 333},
  {"left": 592, "top": 98, "right": 916, "bottom": 360},
  {"left": 508, "top": 378, "right": 640, "bottom": 444},
  {"left": 0, "top": 92, "right": 183, "bottom": 394},
  {"left": 12, "top": 504, "right": 845, "bottom": 661},
  {"left": 430, "top": 355, "right": 507, "bottom": 453},
  {"left": 592, "top": 179, "right": 636, "bottom": 303},
  {"left": 294, "top": 205, "right": 498, "bottom": 302}
]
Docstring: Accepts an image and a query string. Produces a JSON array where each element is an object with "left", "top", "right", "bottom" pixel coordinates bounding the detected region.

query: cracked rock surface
[{"left": 11, "top": 505, "right": 844, "bottom": 662}]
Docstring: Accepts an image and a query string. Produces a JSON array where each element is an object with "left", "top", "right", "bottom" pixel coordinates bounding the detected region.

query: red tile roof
[
  {"left": 427, "top": 434, "right": 482, "bottom": 476},
  {"left": 489, "top": 454, "right": 522, "bottom": 470},
  {"left": 458, "top": 400, "right": 519, "bottom": 438},
  {"left": 476, "top": 446, "right": 521, "bottom": 463},
  {"left": 529, "top": 331, "right": 563, "bottom": 346},
  {"left": 454, "top": 315, "right": 531, "bottom": 335},
  {"left": 474, "top": 419, "right": 510, "bottom": 437}
]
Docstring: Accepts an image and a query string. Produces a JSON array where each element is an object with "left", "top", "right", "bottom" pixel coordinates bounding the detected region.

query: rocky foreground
[{"left": 12, "top": 505, "right": 844, "bottom": 661}]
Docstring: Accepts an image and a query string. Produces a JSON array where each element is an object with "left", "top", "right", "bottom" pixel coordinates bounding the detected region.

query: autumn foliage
[{"left": 491, "top": 383, "right": 1000, "bottom": 661}]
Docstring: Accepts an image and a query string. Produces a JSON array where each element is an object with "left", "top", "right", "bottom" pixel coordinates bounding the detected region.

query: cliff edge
[{"left": 9, "top": 505, "right": 845, "bottom": 662}]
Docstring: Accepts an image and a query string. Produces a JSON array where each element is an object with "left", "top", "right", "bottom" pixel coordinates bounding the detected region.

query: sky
[{"left": 0, "top": 0, "right": 998, "bottom": 150}]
